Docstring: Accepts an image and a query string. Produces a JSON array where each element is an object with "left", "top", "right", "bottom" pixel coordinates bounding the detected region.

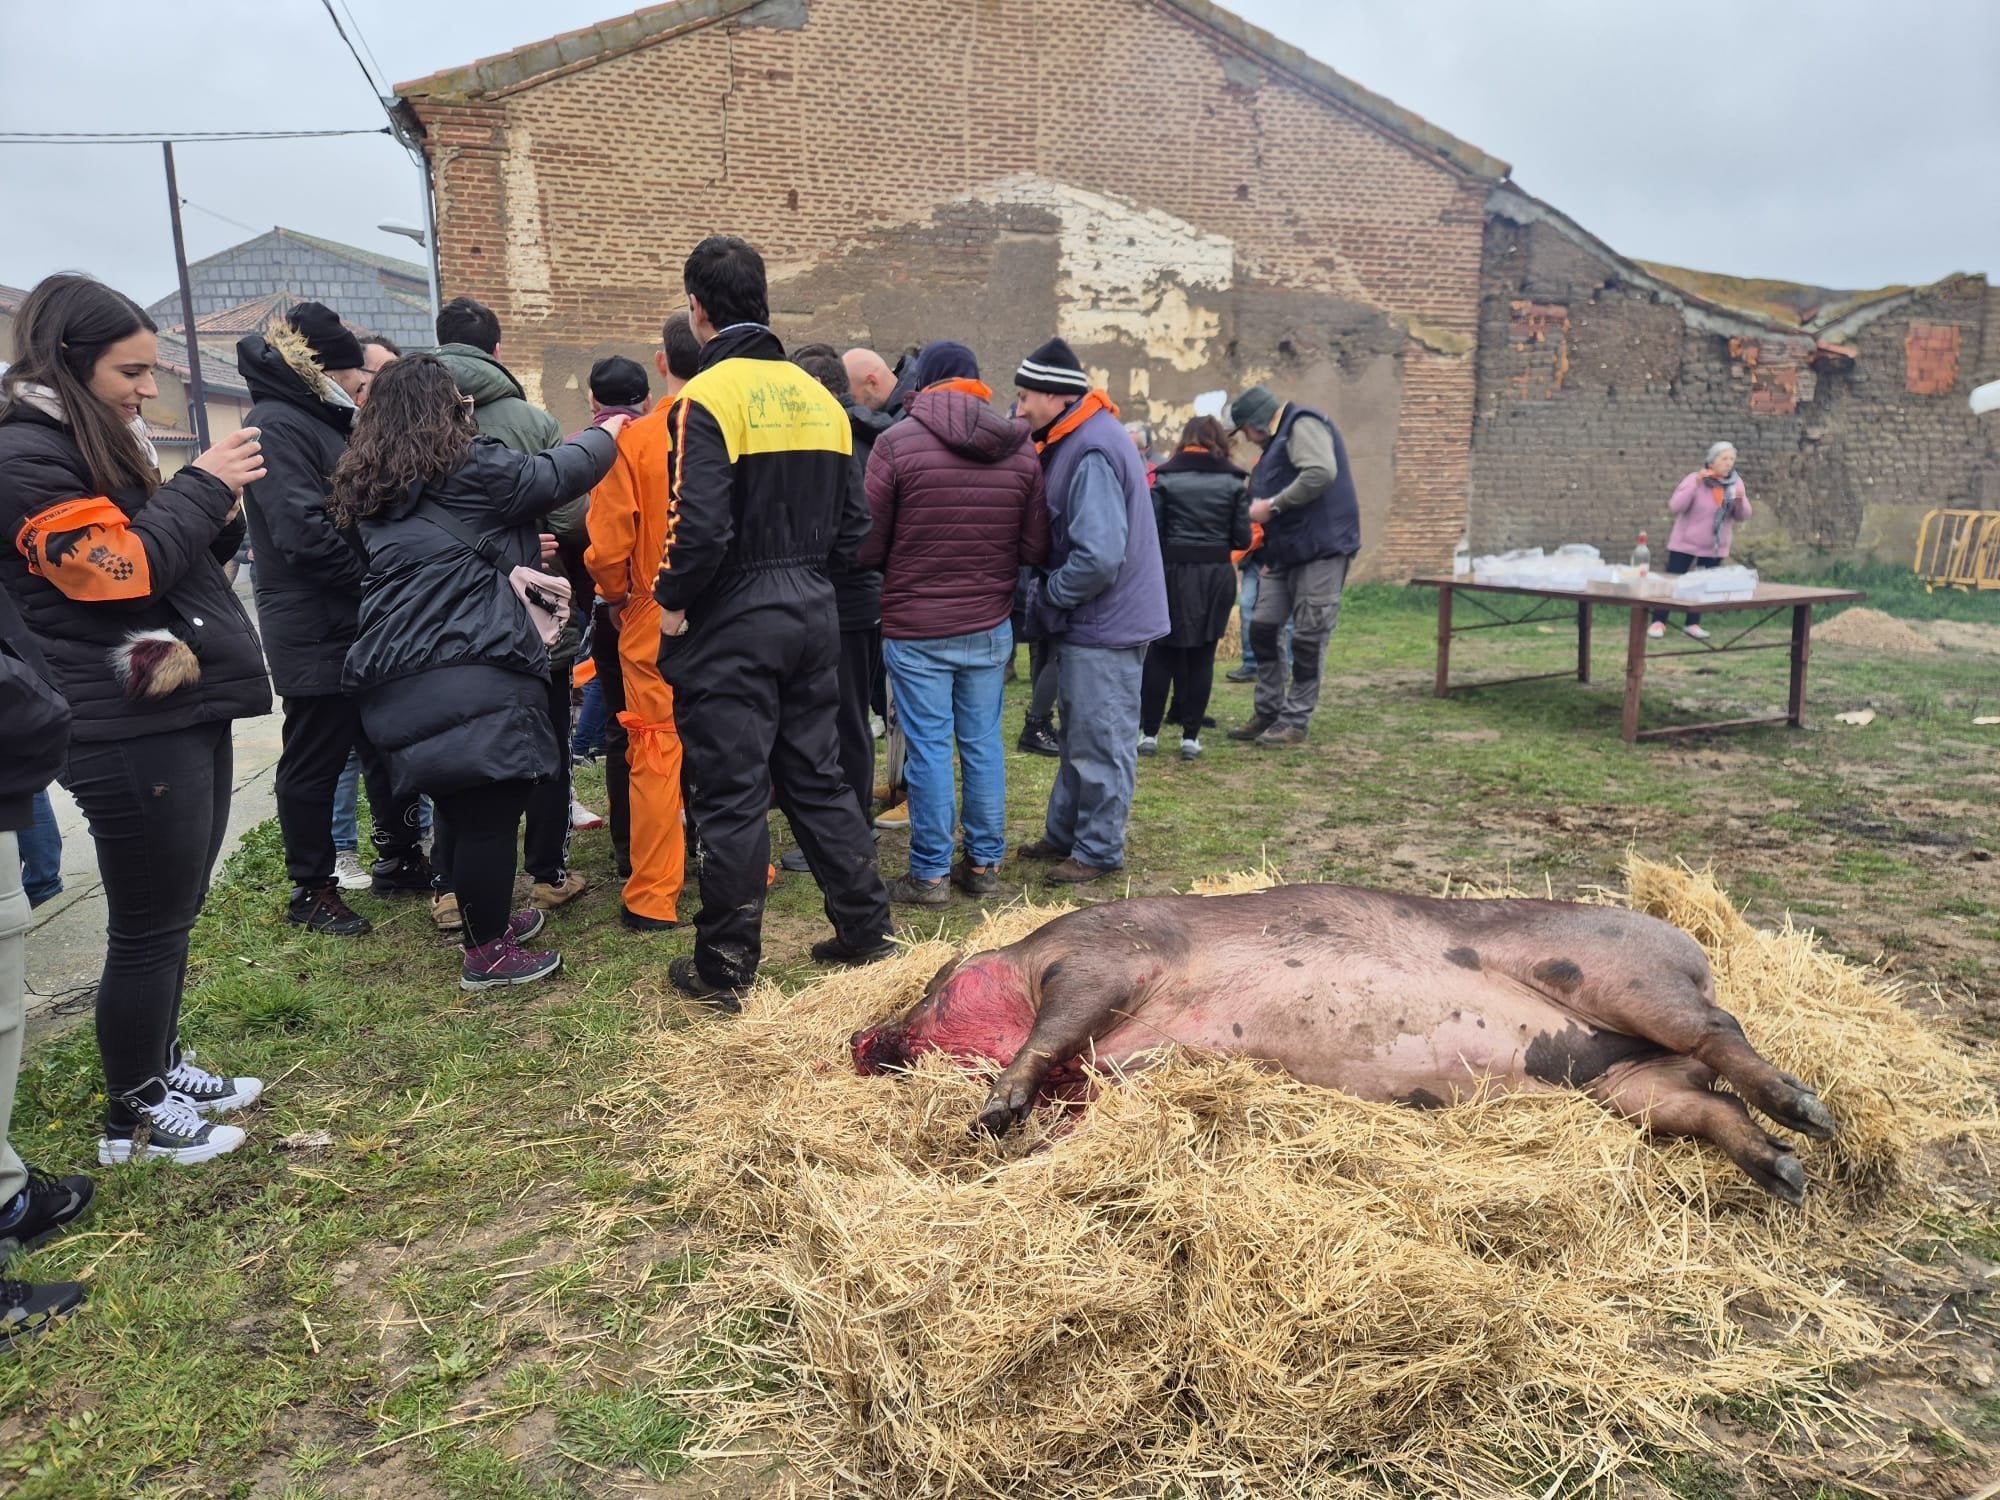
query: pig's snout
[{"left": 850, "top": 1021, "right": 913, "bottom": 1076}]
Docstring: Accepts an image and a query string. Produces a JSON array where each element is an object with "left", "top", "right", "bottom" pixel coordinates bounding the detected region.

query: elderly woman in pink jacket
[{"left": 1647, "top": 441, "right": 1753, "bottom": 640}]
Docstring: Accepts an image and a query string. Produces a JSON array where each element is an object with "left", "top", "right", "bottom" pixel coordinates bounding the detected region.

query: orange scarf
[
  {"left": 924, "top": 377, "right": 993, "bottom": 402},
  {"left": 1035, "top": 389, "right": 1120, "bottom": 453}
]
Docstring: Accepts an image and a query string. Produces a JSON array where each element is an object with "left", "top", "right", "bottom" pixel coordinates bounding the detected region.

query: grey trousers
[
  {"left": 1044, "top": 643, "right": 1145, "bottom": 871},
  {"left": 0, "top": 831, "right": 28, "bottom": 1206},
  {"left": 1250, "top": 554, "right": 1351, "bottom": 732}
]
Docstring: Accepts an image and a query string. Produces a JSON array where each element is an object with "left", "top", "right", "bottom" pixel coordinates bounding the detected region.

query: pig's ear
[{"left": 921, "top": 955, "right": 964, "bottom": 1001}]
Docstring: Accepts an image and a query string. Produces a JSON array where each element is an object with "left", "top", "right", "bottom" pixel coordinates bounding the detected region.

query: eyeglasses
[{"left": 460, "top": 395, "right": 477, "bottom": 414}]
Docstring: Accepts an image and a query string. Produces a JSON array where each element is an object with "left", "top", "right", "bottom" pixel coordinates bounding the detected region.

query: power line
[
  {"left": 317, "top": 0, "right": 389, "bottom": 101},
  {"left": 180, "top": 198, "right": 265, "bottom": 236},
  {"left": 333, "top": 0, "right": 392, "bottom": 98},
  {"left": 0, "top": 127, "right": 393, "bottom": 144}
]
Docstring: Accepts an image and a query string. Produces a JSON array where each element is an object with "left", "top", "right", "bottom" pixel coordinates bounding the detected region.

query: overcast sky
[{"left": 2, "top": 0, "right": 1995, "bottom": 308}]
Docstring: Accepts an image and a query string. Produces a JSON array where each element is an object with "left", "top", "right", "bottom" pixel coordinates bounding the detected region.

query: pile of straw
[{"left": 597, "top": 860, "right": 1994, "bottom": 1497}]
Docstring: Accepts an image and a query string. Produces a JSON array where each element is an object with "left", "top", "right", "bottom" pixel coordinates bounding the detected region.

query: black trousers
[
  {"left": 837, "top": 626, "right": 879, "bottom": 816},
  {"left": 665, "top": 575, "right": 891, "bottom": 989},
  {"left": 1140, "top": 639, "right": 1222, "bottom": 736},
  {"left": 432, "top": 779, "right": 534, "bottom": 948},
  {"left": 591, "top": 604, "right": 632, "bottom": 879},
  {"left": 275, "top": 693, "right": 419, "bottom": 887},
  {"left": 62, "top": 722, "right": 231, "bottom": 1112},
  {"left": 1650, "top": 550, "right": 1722, "bottom": 626},
  {"left": 522, "top": 665, "right": 573, "bottom": 886},
  {"left": 1027, "top": 638, "right": 1061, "bottom": 721}
]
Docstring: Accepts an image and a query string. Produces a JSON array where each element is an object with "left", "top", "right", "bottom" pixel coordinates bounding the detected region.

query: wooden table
[{"left": 1408, "top": 576, "right": 1865, "bottom": 742}]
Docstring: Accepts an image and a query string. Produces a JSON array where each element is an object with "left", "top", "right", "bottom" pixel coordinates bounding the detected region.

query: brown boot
[
  {"left": 1046, "top": 858, "right": 1120, "bottom": 884},
  {"left": 529, "top": 871, "right": 589, "bottom": 910},
  {"left": 1255, "top": 725, "right": 1308, "bottom": 747},
  {"left": 1016, "top": 838, "right": 1069, "bottom": 861},
  {"left": 1227, "top": 715, "right": 1274, "bottom": 742}
]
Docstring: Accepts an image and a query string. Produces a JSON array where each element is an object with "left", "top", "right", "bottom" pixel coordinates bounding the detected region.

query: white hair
[{"left": 1706, "top": 441, "right": 1738, "bottom": 466}]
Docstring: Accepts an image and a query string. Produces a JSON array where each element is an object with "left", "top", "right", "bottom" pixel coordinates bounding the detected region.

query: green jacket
[{"left": 432, "top": 343, "right": 589, "bottom": 663}]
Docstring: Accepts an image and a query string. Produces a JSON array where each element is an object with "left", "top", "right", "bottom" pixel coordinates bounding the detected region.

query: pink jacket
[{"left": 1665, "top": 470, "right": 1751, "bottom": 558}]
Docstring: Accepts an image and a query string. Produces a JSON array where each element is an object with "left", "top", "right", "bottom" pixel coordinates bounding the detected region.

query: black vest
[{"left": 1249, "top": 405, "right": 1361, "bottom": 568}]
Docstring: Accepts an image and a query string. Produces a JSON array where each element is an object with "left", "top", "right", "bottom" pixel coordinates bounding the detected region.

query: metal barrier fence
[{"left": 1914, "top": 509, "right": 2000, "bottom": 591}]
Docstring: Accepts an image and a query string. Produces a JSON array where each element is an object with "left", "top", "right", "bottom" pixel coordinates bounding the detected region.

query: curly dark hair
[
  {"left": 328, "top": 353, "right": 474, "bottom": 527},
  {"left": 1178, "top": 414, "right": 1232, "bottom": 454}
]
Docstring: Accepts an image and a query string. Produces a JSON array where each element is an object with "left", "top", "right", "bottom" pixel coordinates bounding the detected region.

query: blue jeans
[
  {"left": 332, "top": 748, "right": 430, "bottom": 854},
  {"left": 1046, "top": 642, "right": 1145, "bottom": 870},
  {"left": 19, "top": 789, "right": 62, "bottom": 908},
  {"left": 572, "top": 676, "right": 608, "bottom": 758},
  {"left": 1239, "top": 563, "right": 1293, "bottom": 671},
  {"left": 882, "top": 624, "right": 1012, "bottom": 878}
]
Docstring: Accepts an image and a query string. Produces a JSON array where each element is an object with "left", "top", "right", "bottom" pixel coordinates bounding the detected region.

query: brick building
[{"left": 395, "top": 0, "right": 1996, "bottom": 576}]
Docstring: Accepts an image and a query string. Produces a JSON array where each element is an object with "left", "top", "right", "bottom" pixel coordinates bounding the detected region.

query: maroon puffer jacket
[{"left": 860, "top": 387, "right": 1050, "bottom": 639}]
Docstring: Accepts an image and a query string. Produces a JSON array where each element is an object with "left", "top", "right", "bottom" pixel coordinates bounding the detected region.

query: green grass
[{"left": 3, "top": 578, "right": 1996, "bottom": 1497}]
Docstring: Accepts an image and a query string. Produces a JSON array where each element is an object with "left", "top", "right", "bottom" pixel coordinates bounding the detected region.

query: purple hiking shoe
[{"left": 461, "top": 935, "right": 562, "bottom": 991}]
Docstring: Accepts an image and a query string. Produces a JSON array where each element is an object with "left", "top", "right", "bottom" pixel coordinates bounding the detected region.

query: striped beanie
[{"left": 1014, "top": 337, "right": 1090, "bottom": 395}]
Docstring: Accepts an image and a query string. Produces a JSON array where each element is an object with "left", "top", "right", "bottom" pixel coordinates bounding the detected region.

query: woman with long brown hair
[
  {"left": 0, "top": 273, "right": 271, "bottom": 1168},
  {"left": 331, "top": 354, "right": 621, "bottom": 990},
  {"left": 1139, "top": 414, "right": 1250, "bottom": 760}
]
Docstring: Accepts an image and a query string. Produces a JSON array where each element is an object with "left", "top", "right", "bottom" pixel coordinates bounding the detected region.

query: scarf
[
  {"left": 923, "top": 377, "right": 993, "bottom": 402},
  {"left": 12, "top": 381, "right": 161, "bottom": 472},
  {"left": 1703, "top": 473, "right": 1741, "bottom": 553},
  {"left": 1033, "top": 389, "right": 1120, "bottom": 453}
]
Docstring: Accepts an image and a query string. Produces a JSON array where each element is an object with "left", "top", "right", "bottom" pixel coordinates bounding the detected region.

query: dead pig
[{"left": 850, "top": 886, "right": 1836, "bottom": 1202}]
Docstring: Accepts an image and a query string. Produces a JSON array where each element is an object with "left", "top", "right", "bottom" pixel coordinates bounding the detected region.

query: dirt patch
[
  {"left": 1917, "top": 617, "right": 2000, "bottom": 654},
  {"left": 1817, "top": 608, "right": 1943, "bottom": 653}
]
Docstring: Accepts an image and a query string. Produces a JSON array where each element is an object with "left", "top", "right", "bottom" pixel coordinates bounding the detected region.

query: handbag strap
[{"left": 409, "top": 487, "right": 515, "bottom": 578}]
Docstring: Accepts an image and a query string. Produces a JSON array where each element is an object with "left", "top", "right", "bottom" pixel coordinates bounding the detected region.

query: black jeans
[
  {"left": 666, "top": 574, "right": 891, "bottom": 989},
  {"left": 62, "top": 722, "right": 232, "bottom": 1109},
  {"left": 1027, "top": 639, "right": 1061, "bottom": 721},
  {"left": 1140, "top": 639, "right": 1222, "bottom": 737},
  {"left": 1650, "top": 550, "right": 1722, "bottom": 627},
  {"left": 837, "top": 626, "right": 879, "bottom": 816},
  {"left": 590, "top": 605, "right": 632, "bottom": 879},
  {"left": 431, "top": 779, "right": 534, "bottom": 948},
  {"left": 275, "top": 693, "right": 420, "bottom": 887},
  {"left": 522, "top": 666, "right": 573, "bottom": 886}
]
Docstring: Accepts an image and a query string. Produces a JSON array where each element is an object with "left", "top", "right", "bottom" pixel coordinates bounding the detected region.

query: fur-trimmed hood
[{"left": 235, "top": 317, "right": 356, "bottom": 435}]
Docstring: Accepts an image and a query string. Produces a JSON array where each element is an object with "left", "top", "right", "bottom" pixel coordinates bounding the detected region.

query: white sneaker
[
  {"left": 570, "top": 798, "right": 605, "bottom": 831},
  {"left": 1646, "top": 621, "right": 1666, "bottom": 640},
  {"left": 1137, "top": 735, "right": 1158, "bottom": 757},
  {"left": 166, "top": 1049, "right": 265, "bottom": 1115},
  {"left": 1181, "top": 737, "right": 1203, "bottom": 761},
  {"left": 332, "top": 851, "right": 370, "bottom": 891},
  {"left": 1683, "top": 624, "right": 1711, "bottom": 641},
  {"left": 99, "top": 1085, "right": 247, "bottom": 1165}
]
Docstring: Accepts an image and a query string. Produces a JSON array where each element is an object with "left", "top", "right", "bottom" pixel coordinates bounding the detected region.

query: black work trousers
[
  {"left": 590, "top": 604, "right": 632, "bottom": 878},
  {"left": 522, "top": 665, "right": 573, "bottom": 886},
  {"left": 275, "top": 693, "right": 420, "bottom": 887},
  {"left": 431, "top": 778, "right": 534, "bottom": 948},
  {"left": 62, "top": 722, "right": 231, "bottom": 1111},
  {"left": 664, "top": 574, "right": 891, "bottom": 989},
  {"left": 837, "top": 626, "right": 880, "bottom": 817},
  {"left": 1140, "top": 639, "right": 1222, "bottom": 737}
]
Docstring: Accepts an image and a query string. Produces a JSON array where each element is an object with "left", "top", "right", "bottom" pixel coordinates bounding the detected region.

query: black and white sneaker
[
  {"left": 0, "top": 1278, "right": 85, "bottom": 1348},
  {"left": 166, "top": 1047, "right": 264, "bottom": 1115},
  {"left": 0, "top": 1168, "right": 96, "bottom": 1263},
  {"left": 98, "top": 1080, "right": 248, "bottom": 1166}
]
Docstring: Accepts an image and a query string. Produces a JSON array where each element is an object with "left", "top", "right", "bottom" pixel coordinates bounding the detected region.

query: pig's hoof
[
  {"left": 972, "top": 1099, "right": 1018, "bottom": 1137},
  {"left": 1768, "top": 1083, "right": 1837, "bottom": 1141},
  {"left": 1752, "top": 1150, "right": 1807, "bottom": 1206}
]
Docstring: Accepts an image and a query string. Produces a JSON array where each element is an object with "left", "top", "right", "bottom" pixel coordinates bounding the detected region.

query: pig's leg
[
  {"left": 1538, "top": 959, "right": 1834, "bottom": 1141},
  {"left": 972, "top": 962, "right": 1135, "bottom": 1136},
  {"left": 1589, "top": 1055, "right": 1807, "bottom": 1205}
]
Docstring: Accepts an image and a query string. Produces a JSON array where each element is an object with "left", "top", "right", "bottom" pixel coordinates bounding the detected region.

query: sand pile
[
  {"left": 595, "top": 861, "right": 1994, "bottom": 1498},
  {"left": 1815, "top": 606, "right": 1942, "bottom": 653}
]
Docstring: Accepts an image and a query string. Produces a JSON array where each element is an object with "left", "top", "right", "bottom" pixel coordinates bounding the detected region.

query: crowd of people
[{"left": 0, "top": 234, "right": 1366, "bottom": 1341}]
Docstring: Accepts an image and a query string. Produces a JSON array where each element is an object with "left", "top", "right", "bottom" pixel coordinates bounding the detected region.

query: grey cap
[{"left": 1229, "top": 385, "right": 1280, "bottom": 432}]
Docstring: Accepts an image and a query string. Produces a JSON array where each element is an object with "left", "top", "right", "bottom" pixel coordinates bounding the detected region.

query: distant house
[{"left": 145, "top": 227, "right": 434, "bottom": 353}]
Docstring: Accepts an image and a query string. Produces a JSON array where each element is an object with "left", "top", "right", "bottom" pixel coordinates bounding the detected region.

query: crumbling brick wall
[
  {"left": 1471, "top": 214, "right": 1998, "bottom": 567},
  {"left": 407, "top": 0, "right": 1497, "bottom": 579}
]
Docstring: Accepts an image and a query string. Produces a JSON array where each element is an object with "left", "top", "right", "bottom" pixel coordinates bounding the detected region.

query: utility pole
[{"left": 161, "top": 142, "right": 211, "bottom": 450}]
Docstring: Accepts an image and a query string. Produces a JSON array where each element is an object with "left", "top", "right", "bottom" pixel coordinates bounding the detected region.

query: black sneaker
[
  {"left": 166, "top": 1044, "right": 264, "bottom": 1115},
  {"left": 777, "top": 847, "right": 812, "bottom": 874},
  {"left": 0, "top": 1169, "right": 96, "bottom": 1263},
  {"left": 0, "top": 1278, "right": 86, "bottom": 1348},
  {"left": 99, "top": 1080, "right": 247, "bottom": 1166},
  {"left": 370, "top": 851, "right": 434, "bottom": 896},
  {"left": 810, "top": 934, "right": 896, "bottom": 967},
  {"left": 619, "top": 905, "right": 681, "bottom": 932},
  {"left": 287, "top": 885, "right": 371, "bottom": 936},
  {"left": 1016, "top": 717, "right": 1060, "bottom": 757},
  {"left": 669, "top": 956, "right": 745, "bottom": 1013},
  {"left": 1224, "top": 665, "right": 1258, "bottom": 683},
  {"left": 951, "top": 859, "right": 1000, "bottom": 896}
]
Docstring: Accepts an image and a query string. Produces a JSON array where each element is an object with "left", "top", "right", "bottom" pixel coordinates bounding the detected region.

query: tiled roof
[
  {"left": 144, "top": 227, "right": 434, "bottom": 352},
  {"left": 188, "top": 292, "right": 301, "bottom": 335},
  {"left": 0, "top": 284, "right": 27, "bottom": 315},
  {"left": 275, "top": 228, "right": 427, "bottom": 284},
  {"left": 144, "top": 421, "right": 199, "bottom": 444},
  {"left": 154, "top": 329, "right": 250, "bottom": 398}
]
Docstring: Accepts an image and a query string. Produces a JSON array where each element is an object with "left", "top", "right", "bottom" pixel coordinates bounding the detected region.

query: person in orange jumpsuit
[{"left": 583, "top": 314, "right": 703, "bottom": 930}]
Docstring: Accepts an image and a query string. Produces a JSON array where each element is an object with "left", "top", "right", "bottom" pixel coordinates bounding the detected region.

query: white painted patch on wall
[
  {"left": 966, "top": 173, "right": 1234, "bottom": 372},
  {"left": 503, "top": 126, "right": 555, "bottom": 402}
]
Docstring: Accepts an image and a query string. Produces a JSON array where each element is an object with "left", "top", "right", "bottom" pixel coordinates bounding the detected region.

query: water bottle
[
  {"left": 1631, "top": 532, "right": 1651, "bottom": 578},
  {"left": 1452, "top": 533, "right": 1471, "bottom": 577}
]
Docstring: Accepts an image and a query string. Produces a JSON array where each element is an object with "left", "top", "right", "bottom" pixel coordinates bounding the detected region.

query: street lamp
[{"left": 379, "top": 220, "right": 427, "bottom": 247}]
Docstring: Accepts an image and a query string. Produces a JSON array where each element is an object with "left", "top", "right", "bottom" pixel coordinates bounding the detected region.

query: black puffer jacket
[
  {"left": 831, "top": 398, "right": 895, "bottom": 632},
  {"left": 0, "top": 404, "right": 271, "bottom": 742},
  {"left": 345, "top": 430, "right": 617, "bottom": 797},
  {"left": 1151, "top": 447, "right": 1251, "bottom": 562},
  {"left": 237, "top": 329, "right": 364, "bottom": 697},
  {"left": 0, "top": 593, "right": 70, "bottom": 832}
]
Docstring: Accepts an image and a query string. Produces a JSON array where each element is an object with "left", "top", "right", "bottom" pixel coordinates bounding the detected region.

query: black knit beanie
[
  {"left": 287, "top": 302, "right": 364, "bottom": 372},
  {"left": 1014, "top": 337, "right": 1090, "bottom": 395}
]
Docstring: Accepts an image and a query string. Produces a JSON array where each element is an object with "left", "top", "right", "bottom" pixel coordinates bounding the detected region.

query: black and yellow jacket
[{"left": 653, "top": 324, "right": 869, "bottom": 619}]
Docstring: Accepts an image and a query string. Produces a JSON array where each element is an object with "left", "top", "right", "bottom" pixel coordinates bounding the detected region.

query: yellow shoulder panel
[{"left": 679, "top": 358, "right": 851, "bottom": 461}]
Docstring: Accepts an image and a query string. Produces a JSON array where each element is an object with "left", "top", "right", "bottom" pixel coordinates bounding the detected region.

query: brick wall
[
  {"left": 408, "top": 0, "right": 1494, "bottom": 578},
  {"left": 1470, "top": 214, "right": 2000, "bottom": 569}
]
